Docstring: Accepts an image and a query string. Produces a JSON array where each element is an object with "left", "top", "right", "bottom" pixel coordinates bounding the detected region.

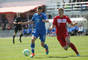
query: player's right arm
[
  {"left": 18, "top": 21, "right": 34, "bottom": 25},
  {"left": 18, "top": 13, "right": 36, "bottom": 25},
  {"left": 49, "top": 25, "right": 55, "bottom": 31},
  {"left": 49, "top": 17, "right": 56, "bottom": 30}
]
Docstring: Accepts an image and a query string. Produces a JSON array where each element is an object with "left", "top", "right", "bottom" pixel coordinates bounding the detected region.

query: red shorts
[{"left": 56, "top": 34, "right": 69, "bottom": 47}]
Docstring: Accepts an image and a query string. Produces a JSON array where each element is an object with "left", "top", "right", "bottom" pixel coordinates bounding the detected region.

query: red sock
[{"left": 70, "top": 43, "right": 79, "bottom": 55}]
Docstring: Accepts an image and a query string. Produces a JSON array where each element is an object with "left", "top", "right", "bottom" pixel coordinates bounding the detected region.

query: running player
[
  {"left": 13, "top": 16, "right": 23, "bottom": 44},
  {"left": 49, "top": 8, "right": 80, "bottom": 56},
  {"left": 18, "top": 6, "right": 49, "bottom": 58}
]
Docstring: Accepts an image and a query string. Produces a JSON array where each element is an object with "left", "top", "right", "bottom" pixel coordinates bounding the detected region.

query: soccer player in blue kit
[{"left": 18, "top": 6, "right": 49, "bottom": 58}]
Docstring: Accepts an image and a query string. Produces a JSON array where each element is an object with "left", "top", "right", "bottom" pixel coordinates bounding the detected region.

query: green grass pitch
[{"left": 0, "top": 36, "right": 88, "bottom": 60}]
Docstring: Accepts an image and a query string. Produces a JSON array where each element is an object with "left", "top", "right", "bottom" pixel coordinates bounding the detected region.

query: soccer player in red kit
[{"left": 50, "top": 8, "right": 80, "bottom": 56}]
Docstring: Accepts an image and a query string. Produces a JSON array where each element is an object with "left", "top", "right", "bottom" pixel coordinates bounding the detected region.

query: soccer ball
[{"left": 23, "top": 49, "right": 30, "bottom": 56}]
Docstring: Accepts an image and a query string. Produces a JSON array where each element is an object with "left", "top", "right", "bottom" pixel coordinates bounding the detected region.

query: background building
[{"left": 0, "top": 0, "right": 88, "bottom": 36}]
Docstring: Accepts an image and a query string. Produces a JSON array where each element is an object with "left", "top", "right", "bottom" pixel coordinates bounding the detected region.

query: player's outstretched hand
[
  {"left": 42, "top": 20, "right": 49, "bottom": 23},
  {"left": 13, "top": 22, "right": 17, "bottom": 24},
  {"left": 48, "top": 27, "right": 53, "bottom": 31},
  {"left": 18, "top": 22, "right": 23, "bottom": 24}
]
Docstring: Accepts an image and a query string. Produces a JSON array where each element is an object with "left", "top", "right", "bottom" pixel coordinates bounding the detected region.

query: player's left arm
[
  {"left": 42, "top": 20, "right": 49, "bottom": 23},
  {"left": 70, "top": 23, "right": 78, "bottom": 26},
  {"left": 66, "top": 16, "right": 76, "bottom": 26}
]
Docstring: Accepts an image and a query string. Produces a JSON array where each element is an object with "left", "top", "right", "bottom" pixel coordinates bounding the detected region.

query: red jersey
[{"left": 53, "top": 15, "right": 72, "bottom": 36}]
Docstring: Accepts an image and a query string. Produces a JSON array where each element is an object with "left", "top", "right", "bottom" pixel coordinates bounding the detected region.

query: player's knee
[
  {"left": 31, "top": 39, "right": 35, "bottom": 44},
  {"left": 64, "top": 48, "right": 68, "bottom": 50},
  {"left": 41, "top": 42, "right": 44, "bottom": 47},
  {"left": 64, "top": 47, "right": 68, "bottom": 50},
  {"left": 67, "top": 43, "right": 71, "bottom": 46},
  {"left": 13, "top": 31, "right": 17, "bottom": 35},
  {"left": 20, "top": 34, "right": 23, "bottom": 37},
  {"left": 64, "top": 46, "right": 69, "bottom": 50},
  {"left": 13, "top": 35, "right": 16, "bottom": 38}
]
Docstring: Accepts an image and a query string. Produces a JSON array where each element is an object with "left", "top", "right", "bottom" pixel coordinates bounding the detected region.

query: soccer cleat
[
  {"left": 45, "top": 48, "right": 49, "bottom": 55},
  {"left": 30, "top": 53, "right": 35, "bottom": 58},
  {"left": 77, "top": 54, "right": 80, "bottom": 56}
]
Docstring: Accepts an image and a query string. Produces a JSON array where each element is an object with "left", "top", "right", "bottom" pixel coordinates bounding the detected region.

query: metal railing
[{"left": 63, "top": 2, "right": 88, "bottom": 11}]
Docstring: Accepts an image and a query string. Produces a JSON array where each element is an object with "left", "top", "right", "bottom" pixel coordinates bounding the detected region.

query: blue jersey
[
  {"left": 32, "top": 12, "right": 47, "bottom": 32},
  {"left": 32, "top": 12, "right": 47, "bottom": 42}
]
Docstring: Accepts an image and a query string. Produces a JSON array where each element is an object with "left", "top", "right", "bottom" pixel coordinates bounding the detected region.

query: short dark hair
[
  {"left": 58, "top": 8, "right": 64, "bottom": 11},
  {"left": 38, "top": 6, "right": 43, "bottom": 10}
]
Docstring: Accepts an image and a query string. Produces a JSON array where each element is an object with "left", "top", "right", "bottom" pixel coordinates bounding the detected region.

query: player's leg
[
  {"left": 30, "top": 36, "right": 36, "bottom": 58},
  {"left": 41, "top": 42, "right": 49, "bottom": 55},
  {"left": 65, "top": 36, "right": 80, "bottom": 56},
  {"left": 19, "top": 30, "right": 23, "bottom": 43},
  {"left": 57, "top": 35, "right": 80, "bottom": 56},
  {"left": 18, "top": 27, "right": 23, "bottom": 43},
  {"left": 40, "top": 33, "right": 49, "bottom": 55},
  {"left": 70, "top": 42, "right": 80, "bottom": 56},
  {"left": 13, "top": 30, "right": 17, "bottom": 44},
  {"left": 57, "top": 33, "right": 70, "bottom": 50},
  {"left": 56, "top": 36, "right": 66, "bottom": 48},
  {"left": 30, "top": 30, "right": 38, "bottom": 58},
  {"left": 64, "top": 36, "right": 70, "bottom": 50}
]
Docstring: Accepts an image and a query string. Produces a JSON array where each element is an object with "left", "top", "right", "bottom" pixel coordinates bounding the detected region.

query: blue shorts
[{"left": 32, "top": 29, "right": 46, "bottom": 42}]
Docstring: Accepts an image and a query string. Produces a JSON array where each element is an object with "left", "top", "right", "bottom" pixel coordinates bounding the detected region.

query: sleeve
[
  {"left": 53, "top": 17, "right": 57, "bottom": 25},
  {"left": 66, "top": 16, "right": 72, "bottom": 24},
  {"left": 14, "top": 18, "right": 17, "bottom": 22},
  {"left": 32, "top": 14, "right": 35, "bottom": 21}
]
